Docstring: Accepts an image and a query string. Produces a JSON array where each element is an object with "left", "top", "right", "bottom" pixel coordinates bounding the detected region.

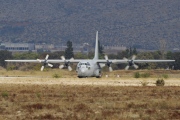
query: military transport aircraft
[{"left": 5, "top": 31, "right": 175, "bottom": 78}]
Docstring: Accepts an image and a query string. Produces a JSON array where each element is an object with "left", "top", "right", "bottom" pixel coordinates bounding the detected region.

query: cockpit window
[
  {"left": 79, "top": 62, "right": 90, "bottom": 66},
  {"left": 87, "top": 62, "right": 90, "bottom": 66}
]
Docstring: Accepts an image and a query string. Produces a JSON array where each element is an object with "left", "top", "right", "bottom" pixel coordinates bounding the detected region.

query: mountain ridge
[{"left": 0, "top": 0, "right": 179, "bottom": 50}]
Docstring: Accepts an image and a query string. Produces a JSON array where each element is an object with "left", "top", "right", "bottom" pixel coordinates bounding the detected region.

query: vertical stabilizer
[{"left": 93, "top": 31, "right": 99, "bottom": 60}]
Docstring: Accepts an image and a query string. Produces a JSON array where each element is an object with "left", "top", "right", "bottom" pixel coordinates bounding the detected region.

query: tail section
[{"left": 93, "top": 31, "right": 99, "bottom": 60}]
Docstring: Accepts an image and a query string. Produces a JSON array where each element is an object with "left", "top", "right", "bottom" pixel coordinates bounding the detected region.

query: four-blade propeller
[
  {"left": 37, "top": 54, "right": 139, "bottom": 71},
  {"left": 59, "top": 56, "right": 73, "bottom": 71},
  {"left": 37, "top": 55, "right": 74, "bottom": 71},
  {"left": 104, "top": 55, "right": 113, "bottom": 72},
  {"left": 124, "top": 55, "right": 139, "bottom": 70},
  {"left": 37, "top": 54, "right": 53, "bottom": 71}
]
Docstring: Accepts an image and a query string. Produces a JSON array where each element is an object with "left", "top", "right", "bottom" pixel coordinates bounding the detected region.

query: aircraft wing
[
  {"left": 6, "top": 59, "right": 175, "bottom": 64},
  {"left": 5, "top": 60, "right": 42, "bottom": 63},
  {"left": 132, "top": 60, "right": 175, "bottom": 63},
  {"left": 5, "top": 59, "right": 82, "bottom": 63},
  {"left": 5, "top": 58, "right": 86, "bottom": 71},
  {"left": 96, "top": 59, "right": 127, "bottom": 64},
  {"left": 96, "top": 59, "right": 175, "bottom": 64}
]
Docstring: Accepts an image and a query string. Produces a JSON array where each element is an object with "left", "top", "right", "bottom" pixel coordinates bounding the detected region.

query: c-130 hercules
[{"left": 5, "top": 31, "right": 175, "bottom": 78}]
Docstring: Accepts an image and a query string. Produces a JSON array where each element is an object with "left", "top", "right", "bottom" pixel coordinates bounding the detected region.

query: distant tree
[
  {"left": 166, "top": 51, "right": 173, "bottom": 59},
  {"left": 137, "top": 52, "right": 156, "bottom": 69},
  {"left": 98, "top": 41, "right": 104, "bottom": 58},
  {"left": 152, "top": 51, "right": 161, "bottom": 59},
  {"left": 65, "top": 41, "right": 74, "bottom": 59},
  {"left": 75, "top": 52, "right": 88, "bottom": 59},
  {"left": 116, "top": 49, "right": 130, "bottom": 59},
  {"left": 37, "top": 49, "right": 44, "bottom": 53},
  {"left": 13, "top": 52, "right": 38, "bottom": 59},
  {"left": 129, "top": 47, "right": 133, "bottom": 56},
  {"left": 99, "top": 41, "right": 104, "bottom": 54},
  {"left": 108, "top": 54, "right": 117, "bottom": 59},
  {"left": 48, "top": 51, "right": 65, "bottom": 68},
  {"left": 167, "top": 52, "right": 180, "bottom": 70},
  {"left": 132, "top": 47, "right": 137, "bottom": 55},
  {"left": 125, "top": 49, "right": 130, "bottom": 58},
  {"left": 0, "top": 50, "right": 13, "bottom": 68},
  {"left": 116, "top": 47, "right": 137, "bottom": 60},
  {"left": 49, "top": 51, "right": 64, "bottom": 59},
  {"left": 128, "top": 47, "right": 138, "bottom": 57},
  {"left": 87, "top": 52, "right": 94, "bottom": 59},
  {"left": 159, "top": 39, "right": 167, "bottom": 59},
  {"left": 166, "top": 51, "right": 175, "bottom": 69}
]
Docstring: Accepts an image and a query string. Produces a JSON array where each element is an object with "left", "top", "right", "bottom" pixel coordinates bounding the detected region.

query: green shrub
[
  {"left": 156, "top": 79, "right": 165, "bottom": 86},
  {"left": 36, "top": 93, "right": 41, "bottom": 99},
  {"left": 141, "top": 73, "right": 150, "bottom": 78},
  {"left": 1, "top": 91, "right": 8, "bottom": 98},
  {"left": 53, "top": 73, "right": 61, "bottom": 78},
  {"left": 6, "top": 65, "right": 17, "bottom": 71},
  {"left": 162, "top": 74, "right": 168, "bottom": 79},
  {"left": 134, "top": 72, "right": 140, "bottom": 78}
]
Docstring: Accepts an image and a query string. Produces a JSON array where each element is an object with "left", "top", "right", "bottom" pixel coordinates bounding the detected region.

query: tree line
[
  {"left": 0, "top": 49, "right": 180, "bottom": 70},
  {"left": 0, "top": 40, "right": 179, "bottom": 70}
]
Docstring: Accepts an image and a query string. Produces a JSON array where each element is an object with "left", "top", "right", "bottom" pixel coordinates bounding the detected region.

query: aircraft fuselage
[{"left": 76, "top": 60, "right": 101, "bottom": 78}]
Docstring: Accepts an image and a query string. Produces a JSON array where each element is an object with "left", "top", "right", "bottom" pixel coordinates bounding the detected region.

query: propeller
[
  {"left": 104, "top": 55, "right": 113, "bottom": 72},
  {"left": 37, "top": 54, "right": 53, "bottom": 71},
  {"left": 59, "top": 56, "right": 73, "bottom": 71},
  {"left": 124, "top": 55, "right": 139, "bottom": 70}
]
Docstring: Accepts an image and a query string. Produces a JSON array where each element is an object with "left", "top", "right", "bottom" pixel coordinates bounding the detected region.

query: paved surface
[{"left": 0, "top": 77, "right": 180, "bottom": 86}]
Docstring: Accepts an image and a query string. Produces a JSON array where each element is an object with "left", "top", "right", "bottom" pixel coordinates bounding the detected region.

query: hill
[{"left": 0, "top": 0, "right": 180, "bottom": 50}]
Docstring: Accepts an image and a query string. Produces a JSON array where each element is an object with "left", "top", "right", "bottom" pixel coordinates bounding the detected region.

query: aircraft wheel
[{"left": 96, "top": 74, "right": 102, "bottom": 78}]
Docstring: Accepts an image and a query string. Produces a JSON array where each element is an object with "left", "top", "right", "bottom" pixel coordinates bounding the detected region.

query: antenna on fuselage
[{"left": 93, "top": 31, "right": 99, "bottom": 60}]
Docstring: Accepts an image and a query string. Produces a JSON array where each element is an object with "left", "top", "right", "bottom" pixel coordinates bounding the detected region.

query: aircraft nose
[
  {"left": 81, "top": 69, "right": 85, "bottom": 73},
  {"left": 80, "top": 68, "right": 86, "bottom": 73}
]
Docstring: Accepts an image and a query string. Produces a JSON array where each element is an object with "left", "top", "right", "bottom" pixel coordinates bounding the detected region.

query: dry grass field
[
  {"left": 0, "top": 85, "right": 180, "bottom": 120},
  {"left": 0, "top": 69, "right": 180, "bottom": 119},
  {"left": 0, "top": 69, "right": 180, "bottom": 78}
]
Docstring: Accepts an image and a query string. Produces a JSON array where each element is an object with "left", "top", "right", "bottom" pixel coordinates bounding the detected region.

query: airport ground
[{"left": 0, "top": 69, "right": 179, "bottom": 119}]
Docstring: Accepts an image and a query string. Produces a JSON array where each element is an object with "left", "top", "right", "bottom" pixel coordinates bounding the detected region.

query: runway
[{"left": 0, "top": 77, "right": 180, "bottom": 86}]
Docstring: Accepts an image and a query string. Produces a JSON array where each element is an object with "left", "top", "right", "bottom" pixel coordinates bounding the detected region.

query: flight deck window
[
  {"left": 87, "top": 62, "right": 90, "bottom": 66},
  {"left": 79, "top": 62, "right": 90, "bottom": 67},
  {"left": 87, "top": 62, "right": 90, "bottom": 69}
]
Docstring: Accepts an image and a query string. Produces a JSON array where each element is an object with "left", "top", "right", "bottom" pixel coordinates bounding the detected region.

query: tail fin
[{"left": 93, "top": 31, "right": 99, "bottom": 60}]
